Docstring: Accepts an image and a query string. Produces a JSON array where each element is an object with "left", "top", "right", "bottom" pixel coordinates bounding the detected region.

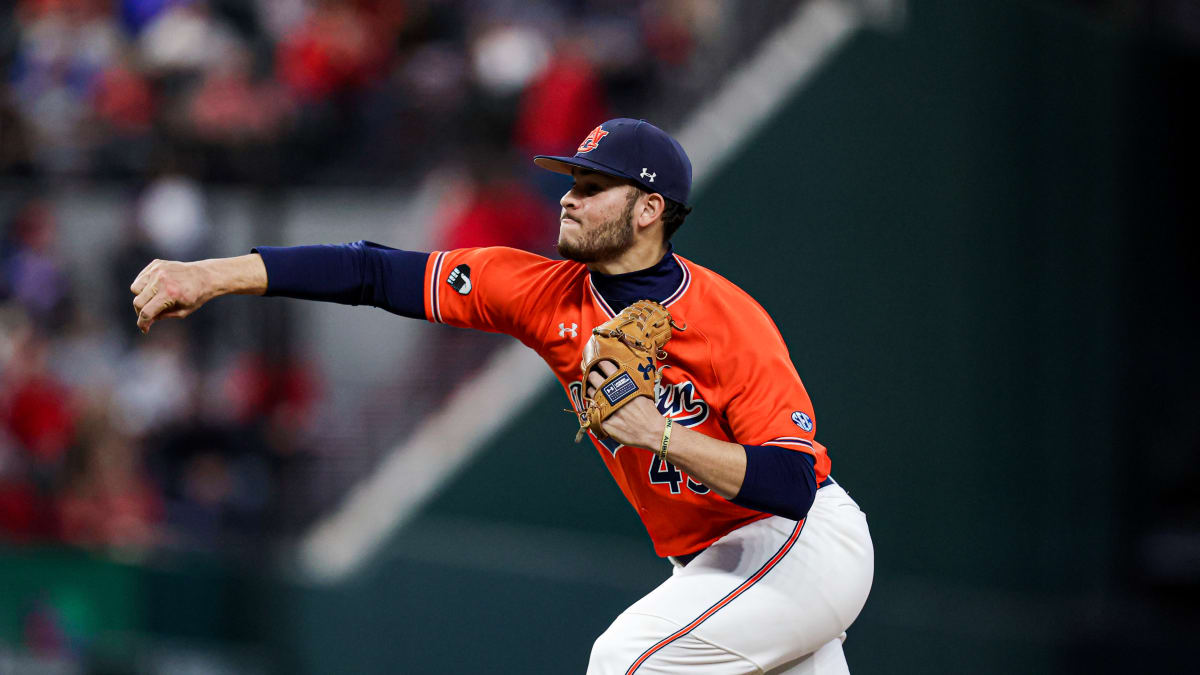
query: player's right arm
[
  {"left": 131, "top": 253, "right": 268, "bottom": 333},
  {"left": 131, "top": 240, "right": 433, "bottom": 334},
  {"left": 130, "top": 242, "right": 559, "bottom": 349}
]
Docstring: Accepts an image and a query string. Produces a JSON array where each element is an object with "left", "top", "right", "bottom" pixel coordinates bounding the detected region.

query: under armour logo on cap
[{"left": 640, "top": 168, "right": 656, "bottom": 182}]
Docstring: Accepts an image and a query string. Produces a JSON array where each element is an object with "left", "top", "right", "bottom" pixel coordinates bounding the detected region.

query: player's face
[{"left": 557, "top": 170, "right": 639, "bottom": 263}]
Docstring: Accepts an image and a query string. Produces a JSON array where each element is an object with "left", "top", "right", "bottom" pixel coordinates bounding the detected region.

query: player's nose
[{"left": 560, "top": 188, "right": 579, "bottom": 211}]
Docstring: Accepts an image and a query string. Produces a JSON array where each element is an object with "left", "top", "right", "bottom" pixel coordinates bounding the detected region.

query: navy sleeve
[
  {"left": 731, "top": 445, "right": 818, "bottom": 521},
  {"left": 251, "top": 241, "right": 429, "bottom": 319}
]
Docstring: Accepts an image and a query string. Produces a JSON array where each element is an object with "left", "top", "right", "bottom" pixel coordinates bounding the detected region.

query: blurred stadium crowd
[
  {"left": 0, "top": 0, "right": 797, "bottom": 558},
  {"left": 0, "top": 0, "right": 768, "bottom": 185},
  {"left": 0, "top": 190, "right": 326, "bottom": 556}
]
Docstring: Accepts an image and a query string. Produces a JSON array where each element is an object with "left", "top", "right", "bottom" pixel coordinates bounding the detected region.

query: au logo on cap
[{"left": 577, "top": 125, "right": 609, "bottom": 153}]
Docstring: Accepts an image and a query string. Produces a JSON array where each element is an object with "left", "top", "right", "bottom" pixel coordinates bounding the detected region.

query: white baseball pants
[{"left": 587, "top": 483, "right": 874, "bottom": 674}]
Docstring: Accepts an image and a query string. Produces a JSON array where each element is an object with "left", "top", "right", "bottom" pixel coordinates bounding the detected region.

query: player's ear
[{"left": 638, "top": 192, "right": 666, "bottom": 230}]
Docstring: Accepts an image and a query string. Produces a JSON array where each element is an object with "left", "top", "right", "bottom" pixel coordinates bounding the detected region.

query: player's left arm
[
  {"left": 589, "top": 367, "right": 819, "bottom": 521},
  {"left": 588, "top": 305, "right": 825, "bottom": 521},
  {"left": 586, "top": 361, "right": 748, "bottom": 498}
]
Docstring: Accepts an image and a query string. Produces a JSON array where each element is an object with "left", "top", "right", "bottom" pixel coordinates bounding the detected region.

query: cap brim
[{"left": 533, "top": 155, "right": 630, "bottom": 180}]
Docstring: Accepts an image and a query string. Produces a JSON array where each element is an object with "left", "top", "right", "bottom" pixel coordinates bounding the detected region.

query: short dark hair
[
  {"left": 631, "top": 184, "right": 692, "bottom": 242},
  {"left": 661, "top": 198, "right": 692, "bottom": 242}
]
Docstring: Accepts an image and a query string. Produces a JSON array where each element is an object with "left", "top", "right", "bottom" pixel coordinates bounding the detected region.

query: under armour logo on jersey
[
  {"left": 559, "top": 322, "right": 578, "bottom": 338},
  {"left": 791, "top": 411, "right": 814, "bottom": 432},
  {"left": 640, "top": 168, "right": 656, "bottom": 182}
]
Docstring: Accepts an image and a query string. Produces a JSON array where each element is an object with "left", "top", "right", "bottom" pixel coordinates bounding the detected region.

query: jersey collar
[{"left": 587, "top": 244, "right": 692, "bottom": 318}]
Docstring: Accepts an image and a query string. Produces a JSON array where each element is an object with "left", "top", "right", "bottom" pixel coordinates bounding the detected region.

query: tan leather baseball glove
[{"left": 575, "top": 300, "right": 684, "bottom": 442}]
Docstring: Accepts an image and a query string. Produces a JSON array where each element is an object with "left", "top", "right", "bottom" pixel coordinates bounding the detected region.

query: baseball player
[{"left": 130, "top": 118, "right": 874, "bottom": 673}]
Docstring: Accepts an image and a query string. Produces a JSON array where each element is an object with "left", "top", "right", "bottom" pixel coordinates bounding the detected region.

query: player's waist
[{"left": 669, "top": 476, "right": 836, "bottom": 568}]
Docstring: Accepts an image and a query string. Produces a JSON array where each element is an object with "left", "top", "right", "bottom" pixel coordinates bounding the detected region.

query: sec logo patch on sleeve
[
  {"left": 791, "top": 411, "right": 813, "bottom": 432},
  {"left": 446, "top": 264, "right": 472, "bottom": 295}
]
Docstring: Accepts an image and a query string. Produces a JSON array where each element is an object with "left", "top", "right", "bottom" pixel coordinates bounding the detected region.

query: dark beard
[{"left": 557, "top": 190, "right": 637, "bottom": 263}]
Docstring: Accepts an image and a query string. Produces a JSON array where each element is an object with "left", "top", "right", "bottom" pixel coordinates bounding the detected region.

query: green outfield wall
[{"left": 282, "top": 2, "right": 1145, "bottom": 672}]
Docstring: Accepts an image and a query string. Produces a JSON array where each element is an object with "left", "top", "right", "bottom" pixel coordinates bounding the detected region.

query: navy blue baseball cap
[{"left": 534, "top": 118, "right": 692, "bottom": 206}]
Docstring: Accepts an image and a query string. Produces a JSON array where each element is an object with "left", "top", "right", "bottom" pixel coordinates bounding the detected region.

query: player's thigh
[
  {"left": 592, "top": 489, "right": 872, "bottom": 672},
  {"left": 588, "top": 612, "right": 759, "bottom": 675},
  {"left": 640, "top": 487, "right": 871, "bottom": 668},
  {"left": 672, "top": 521, "right": 866, "bottom": 668}
]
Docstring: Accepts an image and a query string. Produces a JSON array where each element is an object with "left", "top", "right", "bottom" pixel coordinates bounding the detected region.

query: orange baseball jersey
[{"left": 424, "top": 246, "right": 831, "bottom": 557}]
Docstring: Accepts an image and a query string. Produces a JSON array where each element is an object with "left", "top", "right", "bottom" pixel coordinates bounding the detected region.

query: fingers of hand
[
  {"left": 130, "top": 259, "right": 160, "bottom": 294},
  {"left": 132, "top": 279, "right": 158, "bottom": 316},
  {"left": 584, "top": 360, "right": 618, "bottom": 397},
  {"left": 137, "top": 291, "right": 177, "bottom": 334},
  {"left": 585, "top": 371, "right": 602, "bottom": 397}
]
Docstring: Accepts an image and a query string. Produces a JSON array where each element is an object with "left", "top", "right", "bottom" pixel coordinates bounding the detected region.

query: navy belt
[{"left": 671, "top": 476, "right": 836, "bottom": 567}]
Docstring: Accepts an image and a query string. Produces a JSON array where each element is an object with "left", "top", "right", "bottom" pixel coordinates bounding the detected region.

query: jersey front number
[
  {"left": 648, "top": 457, "right": 710, "bottom": 495},
  {"left": 568, "top": 380, "right": 711, "bottom": 495}
]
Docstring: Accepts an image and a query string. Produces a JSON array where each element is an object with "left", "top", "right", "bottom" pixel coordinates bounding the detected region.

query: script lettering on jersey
[
  {"left": 569, "top": 378, "right": 709, "bottom": 457},
  {"left": 654, "top": 381, "right": 710, "bottom": 429}
]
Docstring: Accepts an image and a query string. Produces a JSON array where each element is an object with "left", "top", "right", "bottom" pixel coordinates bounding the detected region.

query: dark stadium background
[{"left": 1, "top": 0, "right": 1196, "bottom": 673}]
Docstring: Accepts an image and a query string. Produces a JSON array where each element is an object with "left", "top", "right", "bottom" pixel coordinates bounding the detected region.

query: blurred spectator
[
  {"left": 639, "top": 0, "right": 705, "bottom": 68},
  {"left": 87, "top": 50, "right": 157, "bottom": 174},
  {"left": 0, "top": 297, "right": 49, "bottom": 542},
  {"left": 1, "top": 323, "right": 76, "bottom": 472},
  {"left": 3, "top": 348, "right": 75, "bottom": 471},
  {"left": 435, "top": 156, "right": 558, "bottom": 254},
  {"left": 0, "top": 429, "right": 51, "bottom": 542},
  {"left": 185, "top": 46, "right": 292, "bottom": 145},
  {"left": 275, "top": 0, "right": 386, "bottom": 102},
  {"left": 400, "top": 42, "right": 470, "bottom": 114},
  {"left": 253, "top": 0, "right": 311, "bottom": 43},
  {"left": 219, "top": 350, "right": 321, "bottom": 457},
  {"left": 57, "top": 429, "right": 162, "bottom": 551},
  {"left": 513, "top": 43, "right": 608, "bottom": 158},
  {"left": 21, "top": 597, "right": 74, "bottom": 659},
  {"left": 50, "top": 308, "right": 123, "bottom": 405},
  {"left": 112, "top": 326, "right": 195, "bottom": 440},
  {"left": 136, "top": 174, "right": 209, "bottom": 259},
  {"left": 90, "top": 54, "right": 156, "bottom": 131},
  {"left": 10, "top": 0, "right": 126, "bottom": 172},
  {"left": 149, "top": 372, "right": 282, "bottom": 548},
  {"left": 0, "top": 86, "right": 36, "bottom": 175},
  {"left": 137, "top": 0, "right": 242, "bottom": 76},
  {"left": 120, "top": 0, "right": 189, "bottom": 37},
  {"left": 1, "top": 198, "right": 72, "bottom": 328},
  {"left": 470, "top": 22, "right": 550, "bottom": 98}
]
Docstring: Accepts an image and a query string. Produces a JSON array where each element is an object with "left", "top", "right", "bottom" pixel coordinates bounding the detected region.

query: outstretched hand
[
  {"left": 130, "top": 259, "right": 211, "bottom": 334},
  {"left": 584, "top": 360, "right": 667, "bottom": 450}
]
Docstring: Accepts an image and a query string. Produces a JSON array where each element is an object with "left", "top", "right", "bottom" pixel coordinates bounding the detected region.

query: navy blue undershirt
[
  {"left": 252, "top": 241, "right": 429, "bottom": 318},
  {"left": 590, "top": 244, "right": 684, "bottom": 311},
  {"left": 251, "top": 241, "right": 818, "bottom": 522}
]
